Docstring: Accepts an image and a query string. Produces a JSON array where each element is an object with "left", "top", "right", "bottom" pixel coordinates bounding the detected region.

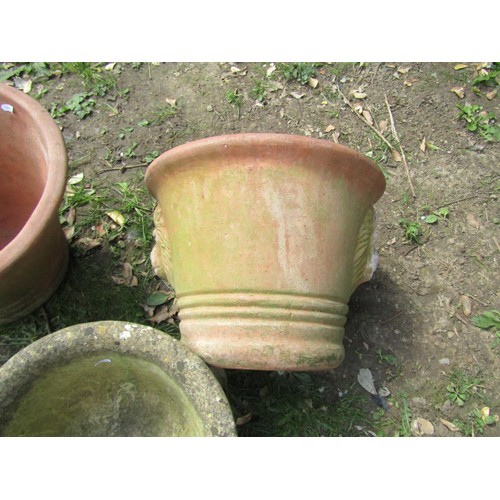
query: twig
[
  {"left": 99, "top": 162, "right": 148, "bottom": 174},
  {"left": 454, "top": 312, "right": 469, "bottom": 326},
  {"left": 460, "top": 292, "right": 488, "bottom": 307},
  {"left": 493, "top": 236, "right": 500, "bottom": 254},
  {"left": 436, "top": 194, "right": 480, "bottom": 209},
  {"left": 403, "top": 244, "right": 420, "bottom": 256},
  {"left": 384, "top": 95, "right": 416, "bottom": 198},
  {"left": 379, "top": 311, "right": 404, "bottom": 324},
  {"left": 40, "top": 307, "right": 52, "bottom": 334},
  {"left": 336, "top": 87, "right": 398, "bottom": 157}
]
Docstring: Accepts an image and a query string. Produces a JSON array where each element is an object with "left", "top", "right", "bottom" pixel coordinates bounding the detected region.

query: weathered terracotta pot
[
  {"left": 0, "top": 321, "right": 236, "bottom": 436},
  {"left": 146, "top": 133, "right": 386, "bottom": 371},
  {"left": 0, "top": 84, "right": 68, "bottom": 324}
]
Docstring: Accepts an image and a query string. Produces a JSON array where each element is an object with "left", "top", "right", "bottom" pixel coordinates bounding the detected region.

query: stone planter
[
  {"left": 0, "top": 83, "right": 68, "bottom": 324},
  {"left": 0, "top": 321, "right": 236, "bottom": 437},
  {"left": 146, "top": 133, "right": 386, "bottom": 371}
]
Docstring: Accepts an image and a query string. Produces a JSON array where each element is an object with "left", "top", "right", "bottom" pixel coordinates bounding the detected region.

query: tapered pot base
[{"left": 177, "top": 291, "right": 347, "bottom": 371}]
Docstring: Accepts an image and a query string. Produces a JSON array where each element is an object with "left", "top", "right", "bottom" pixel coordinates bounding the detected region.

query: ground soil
[{"left": 1, "top": 62, "right": 499, "bottom": 436}]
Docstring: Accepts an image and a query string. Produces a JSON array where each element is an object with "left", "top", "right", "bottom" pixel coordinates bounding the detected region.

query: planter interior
[
  {"left": 0, "top": 83, "right": 68, "bottom": 324},
  {"left": 146, "top": 133, "right": 386, "bottom": 371},
  {"left": 0, "top": 322, "right": 236, "bottom": 437}
]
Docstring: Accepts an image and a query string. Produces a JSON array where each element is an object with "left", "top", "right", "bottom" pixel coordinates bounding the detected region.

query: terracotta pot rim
[
  {"left": 0, "top": 83, "right": 67, "bottom": 271},
  {"left": 145, "top": 132, "right": 386, "bottom": 198}
]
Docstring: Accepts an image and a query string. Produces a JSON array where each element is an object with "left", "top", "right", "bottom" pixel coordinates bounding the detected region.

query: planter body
[
  {"left": 0, "top": 321, "right": 236, "bottom": 437},
  {"left": 0, "top": 84, "right": 68, "bottom": 324},
  {"left": 146, "top": 133, "right": 386, "bottom": 371}
]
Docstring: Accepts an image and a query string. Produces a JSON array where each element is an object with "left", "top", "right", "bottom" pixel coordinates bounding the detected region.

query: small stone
[
  {"left": 412, "top": 396, "right": 427, "bottom": 406},
  {"left": 439, "top": 358, "right": 450, "bottom": 365},
  {"left": 206, "top": 105, "right": 213, "bottom": 112}
]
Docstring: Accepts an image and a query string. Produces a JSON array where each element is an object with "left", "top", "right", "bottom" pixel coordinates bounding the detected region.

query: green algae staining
[{"left": 2, "top": 353, "right": 204, "bottom": 437}]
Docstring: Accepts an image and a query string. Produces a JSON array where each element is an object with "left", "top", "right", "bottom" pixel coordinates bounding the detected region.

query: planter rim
[
  {"left": 0, "top": 83, "right": 67, "bottom": 272},
  {"left": 145, "top": 133, "right": 386, "bottom": 201},
  {"left": 0, "top": 321, "right": 237, "bottom": 436}
]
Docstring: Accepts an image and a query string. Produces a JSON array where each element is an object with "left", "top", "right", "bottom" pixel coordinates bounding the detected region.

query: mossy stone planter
[
  {"left": 146, "top": 133, "right": 386, "bottom": 371},
  {"left": 0, "top": 83, "right": 68, "bottom": 324},
  {"left": 0, "top": 322, "right": 236, "bottom": 437}
]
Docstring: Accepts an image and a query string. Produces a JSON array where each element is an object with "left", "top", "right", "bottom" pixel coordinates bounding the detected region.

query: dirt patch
[{"left": 1, "top": 62, "right": 499, "bottom": 436}]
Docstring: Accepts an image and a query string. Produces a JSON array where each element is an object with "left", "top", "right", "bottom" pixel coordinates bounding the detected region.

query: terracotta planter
[
  {"left": 0, "top": 84, "right": 68, "bottom": 324},
  {"left": 0, "top": 321, "right": 236, "bottom": 436},
  {"left": 146, "top": 133, "right": 386, "bottom": 371}
]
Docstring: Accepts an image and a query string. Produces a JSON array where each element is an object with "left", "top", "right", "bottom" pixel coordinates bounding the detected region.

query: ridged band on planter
[
  {"left": 0, "top": 84, "right": 68, "bottom": 324},
  {"left": 0, "top": 321, "right": 237, "bottom": 437},
  {"left": 145, "top": 133, "right": 386, "bottom": 371}
]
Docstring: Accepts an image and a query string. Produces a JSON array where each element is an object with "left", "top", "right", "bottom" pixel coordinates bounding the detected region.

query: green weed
[
  {"left": 423, "top": 207, "right": 450, "bottom": 224},
  {"left": 453, "top": 406, "right": 499, "bottom": 436},
  {"left": 249, "top": 80, "right": 268, "bottom": 103},
  {"left": 457, "top": 104, "right": 500, "bottom": 142},
  {"left": 277, "top": 62, "right": 316, "bottom": 85},
  {"left": 226, "top": 89, "right": 242, "bottom": 107},
  {"left": 472, "top": 310, "right": 500, "bottom": 349},
  {"left": 446, "top": 369, "right": 484, "bottom": 407},
  {"left": 51, "top": 92, "right": 96, "bottom": 119},
  {"left": 376, "top": 348, "right": 398, "bottom": 366},
  {"left": 399, "top": 218, "right": 423, "bottom": 244},
  {"left": 471, "top": 62, "right": 500, "bottom": 87}
]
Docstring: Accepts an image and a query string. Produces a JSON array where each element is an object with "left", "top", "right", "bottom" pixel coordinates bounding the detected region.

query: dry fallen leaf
[
  {"left": 352, "top": 91, "right": 367, "bottom": 99},
  {"left": 459, "top": 295, "right": 473, "bottom": 317},
  {"left": 75, "top": 237, "right": 101, "bottom": 251},
  {"left": 165, "top": 97, "right": 177, "bottom": 107},
  {"left": 289, "top": 92, "right": 305, "bottom": 99},
  {"left": 486, "top": 90, "right": 497, "bottom": 100},
  {"left": 420, "top": 137, "right": 427, "bottom": 152},
  {"left": 378, "top": 120, "right": 388, "bottom": 134},
  {"left": 362, "top": 109, "right": 373, "bottom": 125},
  {"left": 236, "top": 413, "right": 252, "bottom": 426},
  {"left": 308, "top": 77, "right": 319, "bottom": 89},
  {"left": 466, "top": 213, "right": 482, "bottom": 230},
  {"left": 149, "top": 303, "right": 179, "bottom": 324},
  {"left": 95, "top": 223, "right": 106, "bottom": 236},
  {"left": 404, "top": 78, "right": 418, "bottom": 87},
  {"left": 397, "top": 66, "right": 411, "bottom": 74},
  {"left": 357, "top": 368, "right": 377, "bottom": 395},
  {"left": 266, "top": 63, "right": 276, "bottom": 78},
  {"left": 454, "top": 64, "right": 469, "bottom": 70},
  {"left": 63, "top": 226, "right": 75, "bottom": 241},
  {"left": 450, "top": 86, "right": 465, "bottom": 99},
  {"left": 391, "top": 148, "right": 402, "bottom": 162},
  {"left": 68, "top": 172, "right": 84, "bottom": 185},
  {"left": 106, "top": 210, "right": 126, "bottom": 227},
  {"left": 324, "top": 124, "right": 336, "bottom": 133},
  {"left": 439, "top": 418, "right": 459, "bottom": 432},
  {"left": 66, "top": 207, "right": 76, "bottom": 226}
]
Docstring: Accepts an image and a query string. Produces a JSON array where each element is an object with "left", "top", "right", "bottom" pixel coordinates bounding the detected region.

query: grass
[
  {"left": 227, "top": 371, "right": 376, "bottom": 437},
  {"left": 226, "top": 89, "right": 243, "bottom": 118},
  {"left": 61, "top": 62, "right": 117, "bottom": 96}
]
